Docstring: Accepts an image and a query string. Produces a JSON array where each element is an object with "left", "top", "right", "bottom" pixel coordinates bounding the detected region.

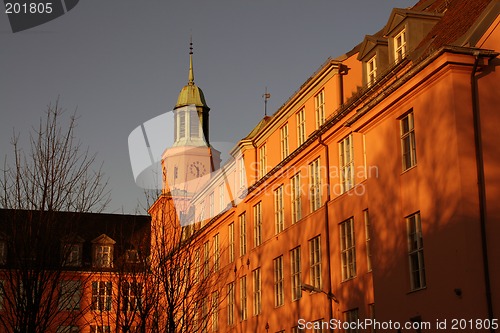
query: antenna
[{"left": 262, "top": 87, "right": 271, "bottom": 116}]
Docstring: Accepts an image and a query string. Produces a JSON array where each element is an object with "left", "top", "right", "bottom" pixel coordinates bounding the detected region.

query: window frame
[
  {"left": 309, "top": 236, "right": 322, "bottom": 289},
  {"left": 273, "top": 255, "right": 284, "bottom": 307},
  {"left": 339, "top": 134, "right": 354, "bottom": 193},
  {"left": 309, "top": 158, "right": 322, "bottom": 212},
  {"left": 253, "top": 202, "right": 262, "bottom": 247},
  {"left": 315, "top": 90, "right": 325, "bottom": 129},
  {"left": 400, "top": 111, "right": 417, "bottom": 171},
  {"left": 290, "top": 246, "right": 302, "bottom": 301},
  {"left": 274, "top": 185, "right": 284, "bottom": 234},
  {"left": 340, "top": 218, "right": 357, "bottom": 281},
  {"left": 407, "top": 212, "right": 426, "bottom": 290},
  {"left": 296, "top": 108, "right": 306, "bottom": 146}
]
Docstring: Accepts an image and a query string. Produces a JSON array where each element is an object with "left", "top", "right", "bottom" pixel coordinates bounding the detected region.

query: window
[
  {"left": 121, "top": 281, "right": 142, "bottom": 312},
  {"left": 368, "top": 304, "right": 376, "bottom": 333},
  {"left": 62, "top": 243, "right": 81, "bottom": 267},
  {"left": 344, "top": 308, "right": 359, "bottom": 333},
  {"left": 227, "top": 282, "right": 235, "bottom": 326},
  {"left": 195, "top": 248, "right": 201, "bottom": 283},
  {"left": 394, "top": 29, "right": 407, "bottom": 63},
  {"left": 291, "top": 172, "right": 302, "bottom": 223},
  {"left": 292, "top": 327, "right": 304, "bottom": 333},
  {"left": 202, "top": 297, "right": 208, "bottom": 333},
  {"left": 203, "top": 241, "right": 210, "bottom": 277},
  {"left": 309, "top": 158, "right": 322, "bottom": 212},
  {"left": 290, "top": 247, "right": 302, "bottom": 301},
  {"left": 90, "top": 326, "right": 110, "bottom": 333},
  {"left": 253, "top": 202, "right": 262, "bottom": 247},
  {"left": 239, "top": 157, "right": 245, "bottom": 188},
  {"left": 400, "top": 111, "right": 417, "bottom": 171},
  {"left": 239, "top": 213, "right": 247, "bottom": 256},
  {"left": 407, "top": 212, "right": 426, "bottom": 290},
  {"left": 91, "top": 281, "right": 112, "bottom": 311},
  {"left": 274, "top": 185, "right": 284, "bottom": 234},
  {"left": 240, "top": 276, "right": 247, "bottom": 320},
  {"left": 339, "top": 135, "right": 354, "bottom": 193},
  {"left": 367, "top": 55, "right": 377, "bottom": 86},
  {"left": 252, "top": 268, "right": 262, "bottom": 315},
  {"left": 273, "top": 256, "right": 284, "bottom": 307},
  {"left": 340, "top": 218, "right": 356, "bottom": 280},
  {"left": 228, "top": 223, "right": 235, "bottom": 263},
  {"left": 315, "top": 90, "right": 325, "bottom": 128},
  {"left": 259, "top": 144, "right": 267, "bottom": 178},
  {"left": 95, "top": 245, "right": 113, "bottom": 268},
  {"left": 0, "top": 280, "right": 4, "bottom": 310},
  {"left": 125, "top": 249, "right": 140, "bottom": 263},
  {"left": 211, "top": 291, "right": 219, "bottom": 331},
  {"left": 364, "top": 210, "right": 372, "bottom": 271},
  {"left": 309, "top": 236, "right": 322, "bottom": 288},
  {"left": 296, "top": 108, "right": 306, "bottom": 146},
  {"left": 219, "top": 184, "right": 225, "bottom": 212},
  {"left": 209, "top": 192, "right": 215, "bottom": 217},
  {"left": 59, "top": 280, "right": 81, "bottom": 310},
  {"left": 213, "top": 233, "right": 220, "bottom": 271},
  {"left": 280, "top": 124, "right": 289, "bottom": 160}
]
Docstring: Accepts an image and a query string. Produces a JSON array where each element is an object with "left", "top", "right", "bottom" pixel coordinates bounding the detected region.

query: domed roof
[{"left": 174, "top": 44, "right": 210, "bottom": 110}]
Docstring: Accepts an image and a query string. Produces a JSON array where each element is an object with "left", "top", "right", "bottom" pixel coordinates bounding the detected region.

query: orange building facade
[{"left": 150, "top": 0, "right": 500, "bottom": 332}]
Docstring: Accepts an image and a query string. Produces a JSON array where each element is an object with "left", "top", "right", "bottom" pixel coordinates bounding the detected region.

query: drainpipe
[
  {"left": 318, "top": 135, "right": 335, "bottom": 330},
  {"left": 470, "top": 53, "right": 494, "bottom": 331}
]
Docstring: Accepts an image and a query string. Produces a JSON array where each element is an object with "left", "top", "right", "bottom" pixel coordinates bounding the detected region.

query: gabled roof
[
  {"left": 91, "top": 233, "right": 116, "bottom": 245},
  {"left": 357, "top": 34, "right": 388, "bottom": 60},
  {"left": 384, "top": 7, "right": 443, "bottom": 37},
  {"left": 242, "top": 116, "right": 272, "bottom": 140}
]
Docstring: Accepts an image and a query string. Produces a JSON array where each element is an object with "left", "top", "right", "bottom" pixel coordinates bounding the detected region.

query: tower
[{"left": 161, "top": 41, "right": 221, "bottom": 199}]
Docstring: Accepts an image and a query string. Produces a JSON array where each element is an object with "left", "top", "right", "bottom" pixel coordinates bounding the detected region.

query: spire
[{"left": 188, "top": 37, "right": 194, "bottom": 85}]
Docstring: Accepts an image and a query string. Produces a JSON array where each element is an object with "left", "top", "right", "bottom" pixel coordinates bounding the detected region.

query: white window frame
[
  {"left": 400, "top": 111, "right": 417, "bottom": 171},
  {"left": 211, "top": 291, "right": 219, "bottom": 331},
  {"left": 394, "top": 29, "right": 407, "bottom": 63},
  {"left": 228, "top": 223, "right": 235, "bottom": 263},
  {"left": 240, "top": 275, "right": 247, "bottom": 321},
  {"left": 290, "top": 246, "right": 301, "bottom": 301},
  {"left": 339, "top": 134, "right": 354, "bottom": 193},
  {"left": 291, "top": 172, "right": 302, "bottom": 223},
  {"left": 253, "top": 202, "right": 262, "bottom": 247},
  {"left": 239, "top": 213, "right": 247, "bottom": 256},
  {"left": 273, "top": 256, "right": 284, "bottom": 307},
  {"left": 309, "top": 236, "right": 322, "bottom": 289},
  {"left": 340, "top": 218, "right": 356, "bottom": 280},
  {"left": 296, "top": 108, "right": 306, "bottom": 146},
  {"left": 407, "top": 212, "right": 426, "bottom": 290},
  {"left": 280, "top": 123, "right": 289, "bottom": 160},
  {"left": 364, "top": 210, "right": 372, "bottom": 271},
  {"left": 95, "top": 245, "right": 112, "bottom": 268},
  {"left": 91, "top": 281, "right": 112, "bottom": 311},
  {"left": 227, "top": 282, "right": 235, "bottom": 326},
  {"left": 252, "top": 268, "right": 261, "bottom": 315},
  {"left": 121, "top": 281, "right": 142, "bottom": 312},
  {"left": 309, "top": 158, "right": 322, "bottom": 212},
  {"left": 219, "top": 183, "right": 225, "bottom": 213},
  {"left": 274, "top": 185, "right": 284, "bottom": 234},
  {"left": 213, "top": 233, "right": 220, "bottom": 271},
  {"left": 344, "top": 308, "right": 359, "bottom": 333},
  {"left": 209, "top": 192, "right": 215, "bottom": 218},
  {"left": 315, "top": 90, "right": 325, "bottom": 129},
  {"left": 259, "top": 144, "right": 267, "bottom": 178},
  {"left": 367, "top": 55, "right": 377, "bottom": 86}
]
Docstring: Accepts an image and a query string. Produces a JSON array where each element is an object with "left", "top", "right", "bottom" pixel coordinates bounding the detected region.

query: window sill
[
  {"left": 401, "top": 164, "right": 417, "bottom": 175},
  {"left": 407, "top": 286, "right": 427, "bottom": 294}
]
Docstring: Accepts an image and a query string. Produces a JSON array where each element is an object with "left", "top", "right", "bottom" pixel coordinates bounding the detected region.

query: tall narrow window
[
  {"left": 59, "top": 280, "right": 81, "bottom": 311},
  {"left": 62, "top": 243, "right": 82, "bottom": 267},
  {"left": 364, "top": 210, "right": 372, "bottom": 271},
  {"left": 259, "top": 144, "right": 267, "bottom": 178},
  {"left": 340, "top": 218, "right": 356, "bottom": 280},
  {"left": 309, "top": 236, "right": 322, "bottom": 288},
  {"left": 121, "top": 281, "right": 142, "bottom": 312},
  {"left": 194, "top": 248, "right": 201, "bottom": 283},
  {"left": 315, "top": 90, "right": 325, "bottom": 128},
  {"left": 290, "top": 247, "right": 302, "bottom": 301},
  {"left": 91, "top": 281, "right": 112, "bottom": 311},
  {"left": 296, "top": 108, "right": 306, "bottom": 146},
  {"left": 252, "top": 268, "right": 261, "bottom": 315},
  {"left": 219, "top": 183, "right": 225, "bottom": 213},
  {"left": 213, "top": 234, "right": 220, "bottom": 271},
  {"left": 228, "top": 223, "right": 235, "bottom": 263},
  {"left": 339, "top": 135, "right": 354, "bottom": 193},
  {"left": 209, "top": 192, "right": 215, "bottom": 218},
  {"left": 211, "top": 291, "right": 219, "bottom": 331},
  {"left": 394, "top": 29, "right": 407, "bottom": 63},
  {"left": 239, "top": 213, "right": 247, "bottom": 256},
  {"left": 280, "top": 124, "right": 289, "bottom": 160},
  {"left": 309, "top": 158, "right": 322, "bottom": 212},
  {"left": 400, "top": 111, "right": 417, "bottom": 171},
  {"left": 344, "top": 308, "right": 359, "bottom": 333},
  {"left": 273, "top": 256, "right": 284, "bottom": 307},
  {"left": 0, "top": 241, "right": 6, "bottom": 265},
  {"left": 240, "top": 276, "right": 247, "bottom": 321},
  {"left": 239, "top": 157, "right": 245, "bottom": 188},
  {"left": 227, "top": 282, "right": 235, "bottom": 325},
  {"left": 203, "top": 241, "right": 210, "bottom": 278},
  {"left": 253, "top": 202, "right": 262, "bottom": 247},
  {"left": 407, "top": 212, "right": 426, "bottom": 290},
  {"left": 291, "top": 172, "right": 302, "bottom": 223},
  {"left": 367, "top": 55, "right": 377, "bottom": 86},
  {"left": 274, "top": 185, "right": 284, "bottom": 234}
]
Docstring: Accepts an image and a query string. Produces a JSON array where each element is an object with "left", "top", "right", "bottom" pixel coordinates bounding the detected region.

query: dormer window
[
  {"left": 367, "top": 55, "right": 377, "bottom": 86},
  {"left": 394, "top": 29, "right": 407, "bottom": 62},
  {"left": 92, "top": 234, "right": 116, "bottom": 268},
  {"left": 61, "top": 235, "right": 84, "bottom": 267},
  {"left": 125, "top": 249, "right": 140, "bottom": 264}
]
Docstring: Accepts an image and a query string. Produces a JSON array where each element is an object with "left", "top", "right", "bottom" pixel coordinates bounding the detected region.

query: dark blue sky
[{"left": 0, "top": 0, "right": 416, "bottom": 213}]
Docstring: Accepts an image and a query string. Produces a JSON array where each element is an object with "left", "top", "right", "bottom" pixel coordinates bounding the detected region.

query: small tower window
[
  {"left": 190, "top": 110, "right": 200, "bottom": 139},
  {"left": 179, "top": 112, "right": 186, "bottom": 139}
]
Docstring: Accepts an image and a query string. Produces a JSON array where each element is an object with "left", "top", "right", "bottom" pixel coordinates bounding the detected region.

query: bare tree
[{"left": 0, "top": 101, "right": 110, "bottom": 333}]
